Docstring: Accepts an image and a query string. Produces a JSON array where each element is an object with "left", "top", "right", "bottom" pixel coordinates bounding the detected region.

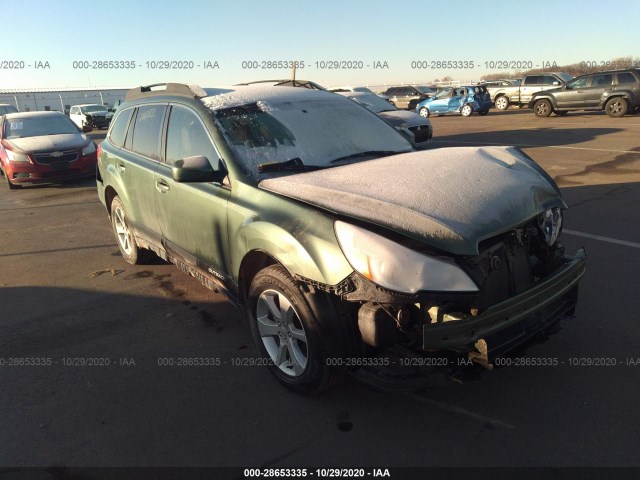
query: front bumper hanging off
[{"left": 423, "top": 248, "right": 587, "bottom": 354}]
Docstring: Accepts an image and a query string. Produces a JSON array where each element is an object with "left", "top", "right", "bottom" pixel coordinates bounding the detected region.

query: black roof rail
[{"left": 125, "top": 83, "right": 208, "bottom": 101}]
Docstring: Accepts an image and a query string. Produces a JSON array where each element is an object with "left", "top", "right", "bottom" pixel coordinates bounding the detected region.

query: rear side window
[
  {"left": 524, "top": 76, "right": 541, "bottom": 85},
  {"left": 617, "top": 72, "right": 637, "bottom": 84},
  {"left": 165, "top": 106, "right": 217, "bottom": 164},
  {"left": 540, "top": 75, "right": 559, "bottom": 85},
  {"left": 130, "top": 105, "right": 166, "bottom": 160},
  {"left": 591, "top": 74, "right": 613, "bottom": 87},
  {"left": 108, "top": 107, "right": 134, "bottom": 148}
]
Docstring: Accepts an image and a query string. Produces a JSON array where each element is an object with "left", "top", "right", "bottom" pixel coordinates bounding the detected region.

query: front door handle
[
  {"left": 117, "top": 162, "right": 126, "bottom": 173},
  {"left": 156, "top": 179, "right": 170, "bottom": 193}
]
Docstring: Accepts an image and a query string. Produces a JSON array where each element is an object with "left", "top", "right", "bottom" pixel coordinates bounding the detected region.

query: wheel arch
[
  {"left": 104, "top": 185, "right": 118, "bottom": 217},
  {"left": 238, "top": 249, "right": 280, "bottom": 305},
  {"left": 530, "top": 95, "right": 556, "bottom": 109},
  {"left": 600, "top": 93, "right": 629, "bottom": 109}
]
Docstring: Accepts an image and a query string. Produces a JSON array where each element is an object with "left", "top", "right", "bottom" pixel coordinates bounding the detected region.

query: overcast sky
[{"left": 1, "top": 0, "right": 638, "bottom": 89}]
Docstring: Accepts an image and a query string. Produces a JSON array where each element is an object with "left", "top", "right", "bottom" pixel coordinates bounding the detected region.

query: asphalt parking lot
[{"left": 1, "top": 109, "right": 639, "bottom": 472}]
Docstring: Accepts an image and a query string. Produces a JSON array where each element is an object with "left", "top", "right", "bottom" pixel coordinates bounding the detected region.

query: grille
[{"left": 32, "top": 150, "right": 79, "bottom": 164}]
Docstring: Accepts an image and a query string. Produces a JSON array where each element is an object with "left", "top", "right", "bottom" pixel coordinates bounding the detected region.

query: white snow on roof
[{"left": 202, "top": 85, "right": 337, "bottom": 110}]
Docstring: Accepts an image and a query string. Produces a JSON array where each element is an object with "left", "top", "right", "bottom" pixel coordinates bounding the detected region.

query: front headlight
[
  {"left": 82, "top": 142, "right": 96, "bottom": 156},
  {"left": 334, "top": 221, "right": 478, "bottom": 293},
  {"left": 6, "top": 150, "right": 30, "bottom": 162},
  {"left": 539, "top": 207, "right": 563, "bottom": 245}
]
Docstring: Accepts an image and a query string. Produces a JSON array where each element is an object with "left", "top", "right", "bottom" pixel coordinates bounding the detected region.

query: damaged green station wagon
[{"left": 97, "top": 83, "right": 586, "bottom": 394}]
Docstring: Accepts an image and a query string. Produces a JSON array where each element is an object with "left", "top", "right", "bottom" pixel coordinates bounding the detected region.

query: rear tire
[
  {"left": 605, "top": 97, "right": 628, "bottom": 118},
  {"left": 247, "top": 265, "right": 343, "bottom": 394},
  {"left": 495, "top": 96, "right": 509, "bottom": 110},
  {"left": 533, "top": 99, "right": 553, "bottom": 117},
  {"left": 110, "top": 195, "right": 152, "bottom": 265},
  {"left": 461, "top": 104, "right": 473, "bottom": 117}
]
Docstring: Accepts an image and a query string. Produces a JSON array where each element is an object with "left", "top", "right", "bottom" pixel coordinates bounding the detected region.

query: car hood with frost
[
  {"left": 377, "top": 110, "right": 429, "bottom": 129},
  {"left": 6, "top": 134, "right": 91, "bottom": 154},
  {"left": 259, "top": 146, "right": 565, "bottom": 255}
]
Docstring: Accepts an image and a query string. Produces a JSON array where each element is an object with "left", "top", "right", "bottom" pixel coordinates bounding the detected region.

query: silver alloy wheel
[
  {"left": 256, "top": 289, "right": 308, "bottom": 377},
  {"left": 113, "top": 205, "right": 133, "bottom": 256},
  {"left": 495, "top": 96, "right": 508, "bottom": 110},
  {"left": 608, "top": 99, "right": 624, "bottom": 114},
  {"left": 535, "top": 101, "right": 551, "bottom": 116},
  {"left": 419, "top": 107, "right": 429, "bottom": 117},
  {"left": 461, "top": 105, "right": 473, "bottom": 116}
]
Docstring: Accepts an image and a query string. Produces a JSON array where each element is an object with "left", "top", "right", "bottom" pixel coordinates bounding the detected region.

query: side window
[
  {"left": 524, "top": 76, "right": 540, "bottom": 85},
  {"left": 591, "top": 74, "right": 613, "bottom": 87},
  {"left": 130, "top": 105, "right": 166, "bottom": 160},
  {"left": 108, "top": 107, "right": 134, "bottom": 148},
  {"left": 567, "top": 76, "right": 591, "bottom": 89},
  {"left": 387, "top": 88, "right": 400, "bottom": 96},
  {"left": 540, "top": 76, "right": 559, "bottom": 85},
  {"left": 616, "top": 72, "right": 637, "bottom": 85},
  {"left": 165, "top": 106, "right": 217, "bottom": 165},
  {"left": 70, "top": 107, "right": 77, "bottom": 114}
]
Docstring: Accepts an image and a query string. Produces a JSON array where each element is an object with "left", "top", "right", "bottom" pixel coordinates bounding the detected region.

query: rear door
[
  {"left": 108, "top": 104, "right": 166, "bottom": 247},
  {"left": 447, "top": 88, "right": 466, "bottom": 112},
  {"left": 584, "top": 73, "right": 612, "bottom": 107},
  {"left": 154, "top": 104, "right": 231, "bottom": 281}
]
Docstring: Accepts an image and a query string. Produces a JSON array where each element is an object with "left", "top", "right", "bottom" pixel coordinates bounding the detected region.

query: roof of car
[
  {"left": 73, "top": 103, "right": 105, "bottom": 107},
  {"left": 201, "top": 84, "right": 339, "bottom": 110},
  {"left": 4, "top": 111, "right": 66, "bottom": 119},
  {"left": 336, "top": 91, "right": 370, "bottom": 98}
]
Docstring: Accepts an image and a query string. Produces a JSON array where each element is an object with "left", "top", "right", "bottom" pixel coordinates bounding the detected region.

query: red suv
[{"left": 0, "top": 111, "right": 97, "bottom": 189}]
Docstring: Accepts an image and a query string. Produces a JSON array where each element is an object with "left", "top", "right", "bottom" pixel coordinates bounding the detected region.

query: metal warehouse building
[{"left": 0, "top": 87, "right": 130, "bottom": 114}]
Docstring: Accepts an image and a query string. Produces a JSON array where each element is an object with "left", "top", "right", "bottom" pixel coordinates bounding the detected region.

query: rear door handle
[
  {"left": 117, "top": 162, "right": 126, "bottom": 172},
  {"left": 156, "top": 179, "right": 170, "bottom": 193}
]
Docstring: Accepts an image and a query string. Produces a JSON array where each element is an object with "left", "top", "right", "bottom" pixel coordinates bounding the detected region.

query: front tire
[
  {"left": 461, "top": 104, "right": 473, "bottom": 117},
  {"left": 533, "top": 99, "right": 553, "bottom": 117},
  {"left": 495, "top": 96, "right": 509, "bottom": 110},
  {"left": 605, "top": 97, "right": 628, "bottom": 118},
  {"left": 419, "top": 107, "right": 430, "bottom": 117},
  {"left": 110, "top": 195, "right": 151, "bottom": 264},
  {"left": 247, "top": 265, "right": 338, "bottom": 394}
]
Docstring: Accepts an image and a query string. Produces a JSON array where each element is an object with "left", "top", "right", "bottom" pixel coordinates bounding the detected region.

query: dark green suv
[
  {"left": 97, "top": 83, "right": 586, "bottom": 393},
  {"left": 530, "top": 69, "right": 640, "bottom": 117}
]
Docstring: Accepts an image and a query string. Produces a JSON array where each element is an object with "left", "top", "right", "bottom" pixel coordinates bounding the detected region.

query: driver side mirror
[{"left": 172, "top": 155, "right": 226, "bottom": 183}]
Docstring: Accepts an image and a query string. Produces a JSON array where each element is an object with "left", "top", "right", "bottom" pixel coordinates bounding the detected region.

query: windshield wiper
[
  {"left": 329, "top": 150, "right": 403, "bottom": 164},
  {"left": 258, "top": 158, "right": 325, "bottom": 173}
]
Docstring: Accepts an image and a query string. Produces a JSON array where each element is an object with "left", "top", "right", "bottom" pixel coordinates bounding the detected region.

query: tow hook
[{"left": 468, "top": 339, "right": 493, "bottom": 370}]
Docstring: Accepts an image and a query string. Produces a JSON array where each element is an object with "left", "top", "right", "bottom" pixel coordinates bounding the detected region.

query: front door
[{"left": 154, "top": 104, "right": 231, "bottom": 282}]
